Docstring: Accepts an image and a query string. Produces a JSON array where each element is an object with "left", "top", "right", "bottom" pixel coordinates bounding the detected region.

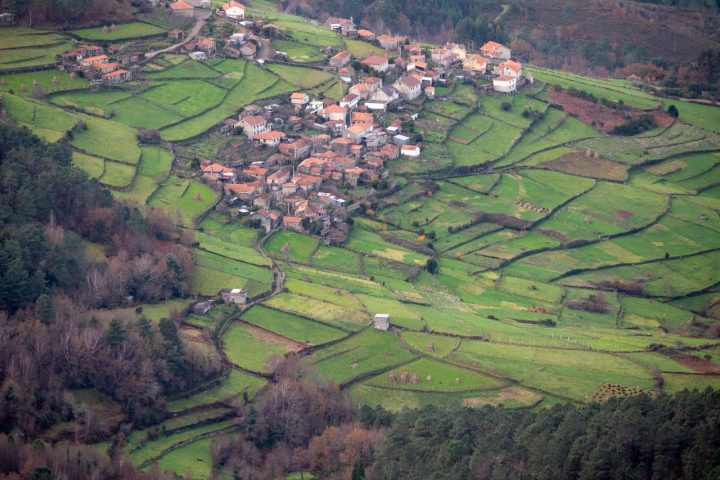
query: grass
[
  {"left": 223, "top": 322, "right": 299, "bottom": 373},
  {"left": 145, "top": 59, "right": 220, "bottom": 80},
  {"left": 0, "top": 28, "right": 73, "bottom": 71},
  {"left": 265, "top": 230, "right": 318, "bottom": 262},
  {"left": 160, "top": 63, "right": 294, "bottom": 141},
  {"left": 310, "top": 329, "right": 417, "bottom": 384},
  {"left": 272, "top": 39, "right": 324, "bottom": 63},
  {"left": 346, "top": 226, "right": 429, "bottom": 266},
  {"left": 2, "top": 93, "right": 77, "bottom": 141},
  {"left": 99, "top": 161, "right": 135, "bottom": 188},
  {"left": 71, "top": 114, "right": 141, "bottom": 164},
  {"left": 151, "top": 437, "right": 213, "bottom": 480},
  {"left": 70, "top": 21, "right": 165, "bottom": 41},
  {"left": 263, "top": 293, "right": 370, "bottom": 331},
  {"left": 0, "top": 69, "right": 88, "bottom": 94},
  {"left": 366, "top": 358, "right": 506, "bottom": 392},
  {"left": 72, "top": 152, "right": 104, "bottom": 179},
  {"left": 241, "top": 305, "right": 347, "bottom": 344},
  {"left": 114, "top": 145, "right": 173, "bottom": 204},
  {"left": 167, "top": 370, "right": 266, "bottom": 412},
  {"left": 344, "top": 39, "right": 385, "bottom": 57},
  {"left": 149, "top": 177, "right": 219, "bottom": 227},
  {"left": 451, "top": 340, "right": 655, "bottom": 400},
  {"left": 266, "top": 63, "right": 334, "bottom": 88}
]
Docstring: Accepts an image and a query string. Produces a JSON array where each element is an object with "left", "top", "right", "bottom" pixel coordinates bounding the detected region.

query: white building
[
  {"left": 373, "top": 314, "right": 390, "bottom": 331},
  {"left": 493, "top": 75, "right": 517, "bottom": 93}
]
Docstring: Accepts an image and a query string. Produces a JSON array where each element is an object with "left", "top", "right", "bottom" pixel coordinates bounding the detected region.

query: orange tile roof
[{"left": 170, "top": 0, "right": 193, "bottom": 9}]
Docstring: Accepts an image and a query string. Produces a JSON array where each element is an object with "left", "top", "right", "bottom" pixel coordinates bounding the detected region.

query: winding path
[{"left": 144, "top": 13, "right": 210, "bottom": 62}]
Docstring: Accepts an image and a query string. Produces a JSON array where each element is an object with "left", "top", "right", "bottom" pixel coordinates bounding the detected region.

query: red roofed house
[
  {"left": 361, "top": 54, "right": 389, "bottom": 73},
  {"left": 103, "top": 69, "right": 130, "bottom": 84},
  {"left": 169, "top": 0, "right": 195, "bottom": 16},
  {"left": 93, "top": 62, "right": 119, "bottom": 74},
  {"left": 293, "top": 173, "right": 323, "bottom": 192},
  {"left": 222, "top": 1, "right": 245, "bottom": 20},
  {"left": 343, "top": 167, "right": 367, "bottom": 187},
  {"left": 267, "top": 167, "right": 291, "bottom": 188},
  {"left": 243, "top": 165, "right": 268, "bottom": 178},
  {"left": 358, "top": 29, "right": 376, "bottom": 41},
  {"left": 252, "top": 209, "right": 281, "bottom": 232},
  {"left": 279, "top": 138, "right": 311, "bottom": 161},
  {"left": 329, "top": 50, "right": 351, "bottom": 68},
  {"left": 463, "top": 54, "right": 487, "bottom": 74},
  {"left": 225, "top": 182, "right": 263, "bottom": 201},
  {"left": 495, "top": 60, "right": 522, "bottom": 78},
  {"left": 168, "top": 29, "right": 184, "bottom": 42},
  {"left": 290, "top": 92, "right": 309, "bottom": 108},
  {"left": 480, "top": 41, "right": 511, "bottom": 61},
  {"left": 343, "top": 123, "right": 373, "bottom": 142},
  {"left": 255, "top": 130, "right": 286, "bottom": 147},
  {"left": 240, "top": 115, "right": 268, "bottom": 138},
  {"left": 80, "top": 55, "right": 108, "bottom": 67},
  {"left": 431, "top": 48, "right": 453, "bottom": 67},
  {"left": 298, "top": 157, "right": 329, "bottom": 175},
  {"left": 202, "top": 162, "right": 236, "bottom": 182},
  {"left": 321, "top": 105, "right": 348, "bottom": 123},
  {"left": 352, "top": 111, "right": 373, "bottom": 123},
  {"left": 377, "top": 35, "right": 400, "bottom": 50}
]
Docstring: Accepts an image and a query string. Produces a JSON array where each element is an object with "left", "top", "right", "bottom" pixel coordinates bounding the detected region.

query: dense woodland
[
  {"left": 0, "top": 123, "right": 220, "bottom": 443},
  {"left": 0, "top": 0, "right": 133, "bottom": 25}
]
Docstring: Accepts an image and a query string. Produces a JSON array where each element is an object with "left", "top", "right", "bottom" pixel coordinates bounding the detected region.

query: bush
[
  {"left": 667, "top": 104, "right": 679, "bottom": 118},
  {"left": 500, "top": 101, "right": 512, "bottom": 111},
  {"left": 611, "top": 114, "right": 657, "bottom": 136}
]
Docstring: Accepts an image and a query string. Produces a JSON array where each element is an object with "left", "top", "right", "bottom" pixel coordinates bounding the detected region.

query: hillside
[
  {"left": 1, "top": 1, "right": 720, "bottom": 478},
  {"left": 280, "top": 0, "right": 720, "bottom": 76}
]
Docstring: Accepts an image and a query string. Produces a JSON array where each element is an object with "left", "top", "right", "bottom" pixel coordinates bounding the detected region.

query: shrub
[
  {"left": 667, "top": 104, "right": 679, "bottom": 118},
  {"left": 500, "top": 101, "right": 512, "bottom": 111}
]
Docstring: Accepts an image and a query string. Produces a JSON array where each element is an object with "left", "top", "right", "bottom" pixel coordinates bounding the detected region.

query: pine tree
[{"left": 105, "top": 319, "right": 125, "bottom": 346}]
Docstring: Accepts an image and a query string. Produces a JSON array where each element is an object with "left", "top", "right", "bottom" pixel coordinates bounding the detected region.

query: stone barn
[{"left": 374, "top": 314, "right": 390, "bottom": 331}]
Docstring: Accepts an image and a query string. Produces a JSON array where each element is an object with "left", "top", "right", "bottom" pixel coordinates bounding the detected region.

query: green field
[
  {"left": 0, "top": 28, "right": 73, "bottom": 71},
  {"left": 149, "top": 176, "right": 219, "bottom": 227},
  {"left": 70, "top": 21, "right": 165, "bottom": 41}
]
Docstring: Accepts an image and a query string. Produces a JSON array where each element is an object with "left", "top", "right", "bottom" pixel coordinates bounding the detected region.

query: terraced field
[{"left": 3, "top": 18, "right": 720, "bottom": 479}]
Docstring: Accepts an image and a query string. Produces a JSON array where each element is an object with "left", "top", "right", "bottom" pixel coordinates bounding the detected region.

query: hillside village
[{"left": 148, "top": 3, "right": 530, "bottom": 244}]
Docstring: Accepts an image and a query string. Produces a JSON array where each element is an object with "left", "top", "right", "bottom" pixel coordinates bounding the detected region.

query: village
[{"left": 160, "top": 2, "right": 526, "bottom": 244}]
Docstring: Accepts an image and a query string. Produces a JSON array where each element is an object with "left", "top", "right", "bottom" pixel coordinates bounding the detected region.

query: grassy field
[
  {"left": 70, "top": 22, "right": 165, "bottom": 41},
  {"left": 241, "top": 305, "right": 347, "bottom": 344},
  {"left": 272, "top": 39, "right": 324, "bottom": 63},
  {"left": 0, "top": 69, "right": 88, "bottom": 94},
  {"left": 223, "top": 322, "right": 301, "bottom": 373},
  {"left": 0, "top": 28, "right": 73, "bottom": 71},
  {"left": 266, "top": 63, "right": 334, "bottom": 88},
  {"left": 71, "top": 114, "right": 142, "bottom": 164},
  {"left": 149, "top": 176, "right": 219, "bottom": 227}
]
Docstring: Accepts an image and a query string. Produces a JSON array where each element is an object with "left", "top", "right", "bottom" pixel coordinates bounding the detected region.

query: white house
[
  {"left": 493, "top": 75, "right": 517, "bottom": 93},
  {"left": 495, "top": 60, "right": 522, "bottom": 78},
  {"left": 393, "top": 75, "right": 422, "bottom": 100},
  {"left": 401, "top": 144, "right": 420, "bottom": 157},
  {"left": 221, "top": 1, "right": 245, "bottom": 19},
  {"left": 290, "top": 92, "right": 310, "bottom": 108},
  {"left": 430, "top": 48, "right": 453, "bottom": 67},
  {"left": 188, "top": 51, "right": 206, "bottom": 61},
  {"left": 240, "top": 115, "right": 269, "bottom": 138},
  {"left": 371, "top": 86, "right": 398, "bottom": 103},
  {"left": 339, "top": 93, "right": 360, "bottom": 109}
]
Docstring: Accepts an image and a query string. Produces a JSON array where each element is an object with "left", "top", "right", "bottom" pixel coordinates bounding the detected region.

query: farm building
[
  {"left": 463, "top": 54, "right": 487, "bottom": 74},
  {"left": 221, "top": 288, "right": 248, "bottom": 305},
  {"left": 221, "top": 1, "right": 245, "bottom": 20},
  {"left": 374, "top": 314, "right": 390, "bottom": 331},
  {"left": 401, "top": 144, "right": 420, "bottom": 157},
  {"left": 495, "top": 60, "right": 522, "bottom": 78}
]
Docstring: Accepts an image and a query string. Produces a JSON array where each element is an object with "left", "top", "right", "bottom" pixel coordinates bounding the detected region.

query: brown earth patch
[
  {"left": 542, "top": 151, "right": 629, "bottom": 181},
  {"left": 243, "top": 322, "right": 306, "bottom": 352},
  {"left": 449, "top": 134, "right": 472, "bottom": 144},
  {"left": 548, "top": 89, "right": 673, "bottom": 133},
  {"left": 671, "top": 353, "right": 720, "bottom": 374},
  {"left": 538, "top": 228, "right": 569, "bottom": 242},
  {"left": 614, "top": 210, "right": 633, "bottom": 219},
  {"left": 463, "top": 386, "right": 543, "bottom": 407}
]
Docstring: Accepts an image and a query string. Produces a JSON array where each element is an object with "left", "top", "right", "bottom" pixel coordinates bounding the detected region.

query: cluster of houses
[
  {"left": 321, "top": 16, "right": 525, "bottom": 93},
  {"left": 201, "top": 87, "right": 429, "bottom": 242},
  {"left": 58, "top": 43, "right": 135, "bottom": 84}
]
